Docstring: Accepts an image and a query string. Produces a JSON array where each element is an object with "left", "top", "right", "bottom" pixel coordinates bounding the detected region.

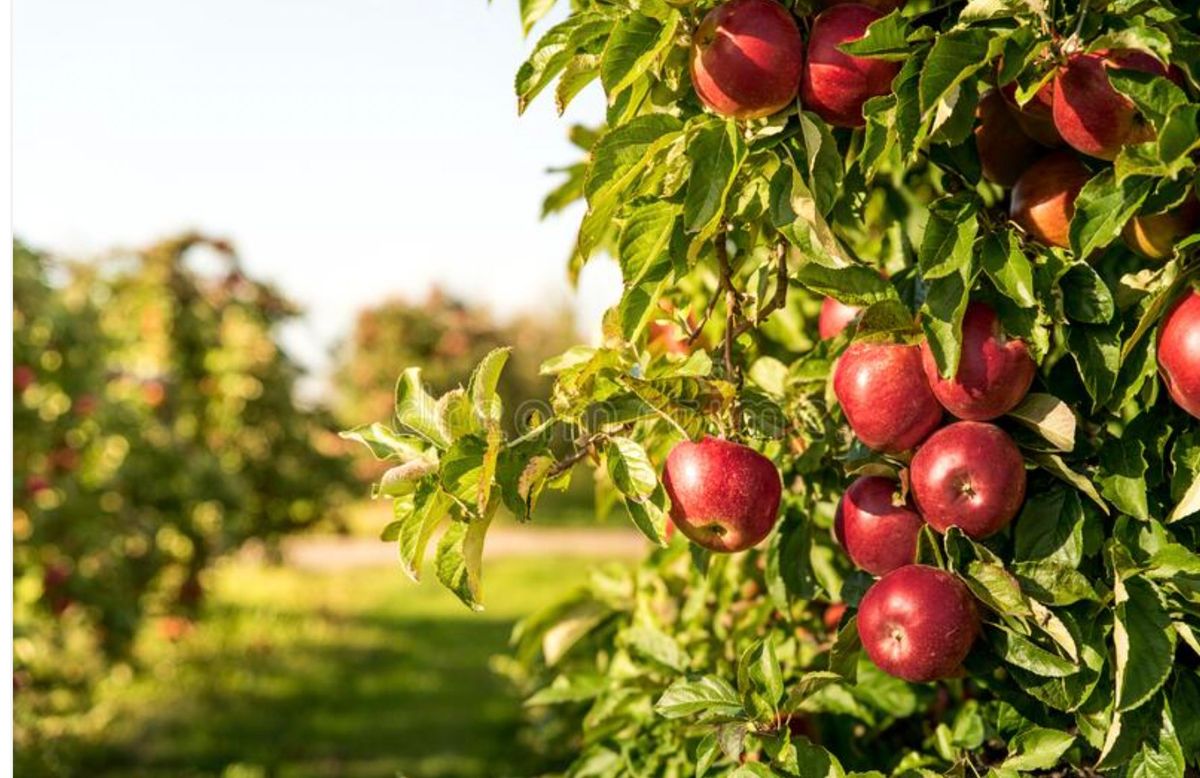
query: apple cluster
[
  {"left": 825, "top": 300, "right": 1039, "bottom": 681},
  {"left": 691, "top": 0, "right": 902, "bottom": 128}
]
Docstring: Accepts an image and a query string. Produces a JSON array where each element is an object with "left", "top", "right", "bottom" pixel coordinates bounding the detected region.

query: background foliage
[
  {"left": 13, "top": 235, "right": 354, "bottom": 771},
  {"left": 347, "top": 0, "right": 1200, "bottom": 774}
]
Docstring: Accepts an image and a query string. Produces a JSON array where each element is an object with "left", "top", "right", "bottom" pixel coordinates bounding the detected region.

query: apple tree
[{"left": 347, "top": 0, "right": 1200, "bottom": 773}]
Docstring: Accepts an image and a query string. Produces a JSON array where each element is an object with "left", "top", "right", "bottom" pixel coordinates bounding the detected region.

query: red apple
[
  {"left": 1158, "top": 288, "right": 1200, "bottom": 419},
  {"left": 1009, "top": 151, "right": 1092, "bottom": 248},
  {"left": 920, "top": 302, "right": 1036, "bottom": 420},
  {"left": 691, "top": 0, "right": 805, "bottom": 120},
  {"left": 833, "top": 341, "right": 943, "bottom": 453},
  {"left": 835, "top": 475, "right": 923, "bottom": 575},
  {"left": 975, "top": 90, "right": 1043, "bottom": 187},
  {"left": 1123, "top": 195, "right": 1200, "bottom": 260},
  {"left": 1053, "top": 50, "right": 1168, "bottom": 160},
  {"left": 999, "top": 78, "right": 1063, "bottom": 148},
  {"left": 858, "top": 565, "right": 979, "bottom": 682},
  {"left": 823, "top": 602, "right": 848, "bottom": 630},
  {"left": 800, "top": 4, "right": 900, "bottom": 128},
  {"left": 910, "top": 421, "right": 1026, "bottom": 539},
  {"left": 663, "top": 436, "right": 782, "bottom": 552},
  {"left": 819, "top": 297, "right": 861, "bottom": 340}
]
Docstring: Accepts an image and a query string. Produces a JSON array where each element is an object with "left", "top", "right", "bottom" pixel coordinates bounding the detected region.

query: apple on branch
[
  {"left": 858, "top": 565, "right": 980, "bottom": 682},
  {"left": 800, "top": 3, "right": 900, "bottom": 128},
  {"left": 1009, "top": 151, "right": 1092, "bottom": 249},
  {"left": 910, "top": 421, "right": 1026, "bottom": 539},
  {"left": 1158, "top": 287, "right": 1200, "bottom": 420},
  {"left": 834, "top": 475, "right": 923, "bottom": 575},
  {"left": 1053, "top": 49, "right": 1171, "bottom": 161},
  {"left": 662, "top": 436, "right": 782, "bottom": 552},
  {"left": 690, "top": 0, "right": 805, "bottom": 120},
  {"left": 833, "top": 340, "right": 943, "bottom": 453}
]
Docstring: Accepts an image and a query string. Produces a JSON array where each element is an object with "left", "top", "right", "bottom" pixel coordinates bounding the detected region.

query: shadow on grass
[{"left": 84, "top": 605, "right": 565, "bottom": 778}]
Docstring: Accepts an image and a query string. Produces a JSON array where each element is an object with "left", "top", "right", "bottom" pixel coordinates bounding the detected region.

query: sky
[{"left": 13, "top": 0, "right": 623, "bottom": 392}]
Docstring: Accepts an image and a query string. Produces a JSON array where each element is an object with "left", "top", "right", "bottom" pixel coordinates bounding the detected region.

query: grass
[{"left": 77, "top": 555, "right": 605, "bottom": 778}]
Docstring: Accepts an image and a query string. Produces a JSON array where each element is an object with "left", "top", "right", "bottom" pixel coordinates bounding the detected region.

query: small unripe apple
[
  {"left": 910, "top": 421, "right": 1026, "bottom": 539},
  {"left": 920, "top": 302, "right": 1036, "bottom": 420},
  {"left": 1053, "top": 50, "right": 1168, "bottom": 160},
  {"left": 800, "top": 4, "right": 900, "bottom": 128},
  {"left": 999, "top": 79, "right": 1062, "bottom": 148},
  {"left": 691, "top": 0, "right": 805, "bottom": 120},
  {"left": 818, "top": 297, "right": 861, "bottom": 340},
  {"left": 1009, "top": 151, "right": 1092, "bottom": 248},
  {"left": 1123, "top": 195, "right": 1200, "bottom": 261},
  {"left": 834, "top": 475, "right": 923, "bottom": 575},
  {"left": 1158, "top": 288, "right": 1200, "bottom": 419},
  {"left": 858, "top": 565, "right": 979, "bottom": 682},
  {"left": 975, "top": 90, "right": 1043, "bottom": 188},
  {"left": 663, "top": 436, "right": 782, "bottom": 552},
  {"left": 833, "top": 341, "right": 943, "bottom": 453}
]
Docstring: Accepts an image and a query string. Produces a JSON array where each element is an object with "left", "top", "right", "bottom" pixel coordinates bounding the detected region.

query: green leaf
[
  {"left": 838, "top": 11, "right": 909, "bottom": 60},
  {"left": 339, "top": 423, "right": 429, "bottom": 462},
  {"left": 395, "top": 368, "right": 452, "bottom": 448},
  {"left": 1029, "top": 453, "right": 1110, "bottom": 514},
  {"left": 921, "top": 263, "right": 974, "bottom": 379},
  {"left": 1060, "top": 263, "right": 1115, "bottom": 324},
  {"left": 1000, "top": 727, "right": 1076, "bottom": 771},
  {"left": 555, "top": 54, "right": 601, "bottom": 115},
  {"left": 600, "top": 11, "right": 679, "bottom": 99},
  {"left": 684, "top": 120, "right": 748, "bottom": 235},
  {"left": 1068, "top": 320, "right": 1122, "bottom": 409},
  {"left": 395, "top": 486, "right": 453, "bottom": 582},
  {"left": 798, "top": 112, "right": 844, "bottom": 218},
  {"left": 1012, "top": 561, "right": 1099, "bottom": 605},
  {"left": 1114, "top": 575, "right": 1176, "bottom": 712},
  {"left": 655, "top": 675, "right": 745, "bottom": 720},
  {"left": 435, "top": 510, "right": 494, "bottom": 611},
  {"left": 989, "top": 628, "right": 1079, "bottom": 677},
  {"left": 918, "top": 196, "right": 978, "bottom": 280},
  {"left": 1014, "top": 488, "right": 1085, "bottom": 566},
  {"left": 1068, "top": 170, "right": 1153, "bottom": 258},
  {"left": 619, "top": 201, "right": 680, "bottom": 286},
  {"left": 606, "top": 436, "right": 657, "bottom": 498},
  {"left": 623, "top": 483, "right": 671, "bottom": 545},
  {"left": 981, "top": 233, "right": 1036, "bottom": 308},
  {"left": 469, "top": 347, "right": 511, "bottom": 426},
  {"left": 377, "top": 459, "right": 438, "bottom": 498},
  {"left": 515, "top": 13, "right": 612, "bottom": 114},
  {"left": 623, "top": 624, "right": 689, "bottom": 672},
  {"left": 519, "top": 0, "right": 557, "bottom": 36},
  {"left": 790, "top": 263, "right": 896, "bottom": 307},
  {"left": 1098, "top": 434, "right": 1150, "bottom": 521},
  {"left": 1169, "top": 430, "right": 1200, "bottom": 522},
  {"left": 1007, "top": 394, "right": 1076, "bottom": 452},
  {"left": 1108, "top": 67, "right": 1189, "bottom": 131},
  {"left": 918, "top": 29, "right": 994, "bottom": 120}
]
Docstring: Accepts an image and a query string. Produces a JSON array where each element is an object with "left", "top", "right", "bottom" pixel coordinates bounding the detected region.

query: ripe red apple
[
  {"left": 691, "top": 0, "right": 805, "bottom": 120},
  {"left": 858, "top": 565, "right": 979, "bottom": 682},
  {"left": 920, "top": 302, "right": 1036, "bottom": 420},
  {"left": 975, "top": 90, "right": 1043, "bottom": 188},
  {"left": 1053, "top": 50, "right": 1168, "bottom": 160},
  {"left": 819, "top": 297, "right": 861, "bottom": 340},
  {"left": 1009, "top": 151, "right": 1092, "bottom": 248},
  {"left": 999, "top": 78, "right": 1063, "bottom": 147},
  {"left": 1123, "top": 195, "right": 1200, "bottom": 260},
  {"left": 833, "top": 341, "right": 943, "bottom": 453},
  {"left": 834, "top": 475, "right": 923, "bottom": 575},
  {"left": 1158, "top": 288, "right": 1200, "bottom": 419},
  {"left": 800, "top": 4, "right": 900, "bottom": 128},
  {"left": 662, "top": 436, "right": 782, "bottom": 552},
  {"left": 910, "top": 421, "right": 1026, "bottom": 538}
]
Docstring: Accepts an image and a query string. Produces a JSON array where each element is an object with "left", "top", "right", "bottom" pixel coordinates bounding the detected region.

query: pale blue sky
[{"left": 14, "top": 0, "right": 621, "bottom": 388}]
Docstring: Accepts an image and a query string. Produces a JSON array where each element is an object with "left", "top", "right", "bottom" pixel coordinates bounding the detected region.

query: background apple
[
  {"left": 835, "top": 475, "right": 924, "bottom": 575},
  {"left": 1158, "top": 288, "right": 1200, "bottom": 419},
  {"left": 833, "top": 341, "right": 943, "bottom": 453},
  {"left": 975, "top": 90, "right": 1042, "bottom": 187},
  {"left": 800, "top": 4, "right": 900, "bottom": 128},
  {"left": 1123, "top": 195, "right": 1200, "bottom": 260},
  {"left": 858, "top": 565, "right": 979, "bottom": 682},
  {"left": 662, "top": 436, "right": 782, "bottom": 552},
  {"left": 1053, "top": 50, "right": 1167, "bottom": 160},
  {"left": 910, "top": 421, "right": 1026, "bottom": 538},
  {"left": 1009, "top": 151, "right": 1092, "bottom": 248},
  {"left": 690, "top": 0, "right": 805, "bottom": 120},
  {"left": 818, "top": 296, "right": 861, "bottom": 340},
  {"left": 921, "top": 302, "right": 1035, "bottom": 420}
]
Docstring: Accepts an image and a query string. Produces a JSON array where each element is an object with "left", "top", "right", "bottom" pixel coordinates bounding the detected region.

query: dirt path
[{"left": 246, "top": 526, "right": 649, "bottom": 571}]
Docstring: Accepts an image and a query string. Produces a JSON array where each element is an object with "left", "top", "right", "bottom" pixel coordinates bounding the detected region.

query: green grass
[{"left": 79, "top": 556, "right": 604, "bottom": 778}]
